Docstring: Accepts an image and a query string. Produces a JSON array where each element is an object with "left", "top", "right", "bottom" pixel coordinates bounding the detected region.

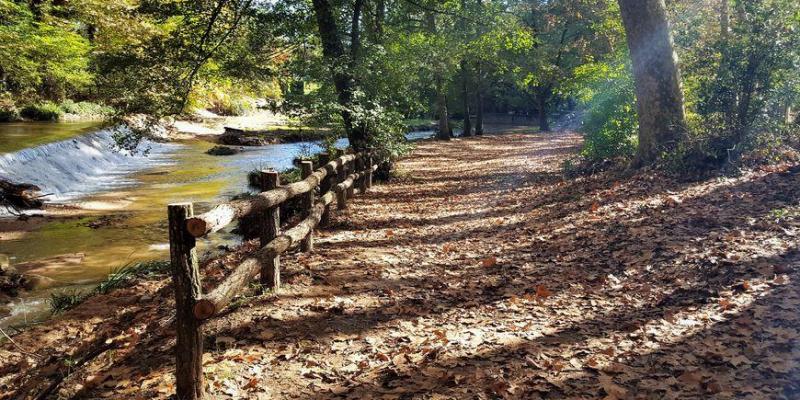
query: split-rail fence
[{"left": 167, "top": 151, "right": 376, "bottom": 399}]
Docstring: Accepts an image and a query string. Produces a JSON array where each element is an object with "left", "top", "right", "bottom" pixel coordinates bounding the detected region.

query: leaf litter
[{"left": 1, "top": 132, "right": 799, "bottom": 399}]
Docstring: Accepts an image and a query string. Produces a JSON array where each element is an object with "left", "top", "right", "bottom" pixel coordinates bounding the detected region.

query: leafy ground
[{"left": 2, "top": 131, "right": 800, "bottom": 399}]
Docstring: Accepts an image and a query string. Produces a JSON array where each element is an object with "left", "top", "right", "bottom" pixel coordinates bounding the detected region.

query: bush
[
  {"left": 0, "top": 93, "right": 20, "bottom": 122},
  {"left": 20, "top": 102, "right": 63, "bottom": 121},
  {"left": 0, "top": 106, "right": 20, "bottom": 122},
  {"left": 206, "top": 145, "right": 239, "bottom": 156},
  {"left": 577, "top": 60, "right": 638, "bottom": 163},
  {"left": 59, "top": 100, "right": 114, "bottom": 117},
  {"left": 209, "top": 94, "right": 254, "bottom": 116}
]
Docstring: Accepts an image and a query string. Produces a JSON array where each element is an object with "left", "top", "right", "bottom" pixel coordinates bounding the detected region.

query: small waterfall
[{"left": 0, "top": 127, "right": 178, "bottom": 202}]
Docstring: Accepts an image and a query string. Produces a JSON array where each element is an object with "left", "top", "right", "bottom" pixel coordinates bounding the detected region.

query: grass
[
  {"left": 49, "top": 290, "right": 88, "bottom": 314},
  {"left": 49, "top": 260, "right": 170, "bottom": 314}
]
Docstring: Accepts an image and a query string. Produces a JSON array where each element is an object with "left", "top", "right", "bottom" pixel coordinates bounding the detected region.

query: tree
[
  {"left": 617, "top": 0, "right": 688, "bottom": 165},
  {"left": 310, "top": 0, "right": 371, "bottom": 150},
  {"left": 513, "top": 0, "right": 620, "bottom": 133}
]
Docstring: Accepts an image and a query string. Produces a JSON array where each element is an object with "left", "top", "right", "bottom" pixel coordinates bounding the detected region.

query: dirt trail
[{"left": 2, "top": 132, "right": 799, "bottom": 399}]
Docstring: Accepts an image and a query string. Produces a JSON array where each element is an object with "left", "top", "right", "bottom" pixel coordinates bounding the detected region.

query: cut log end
[
  {"left": 186, "top": 218, "right": 209, "bottom": 238},
  {"left": 193, "top": 299, "right": 217, "bottom": 320}
]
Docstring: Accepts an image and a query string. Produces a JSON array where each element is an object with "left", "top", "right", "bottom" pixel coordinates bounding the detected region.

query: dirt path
[{"left": 2, "top": 132, "right": 799, "bottom": 399}]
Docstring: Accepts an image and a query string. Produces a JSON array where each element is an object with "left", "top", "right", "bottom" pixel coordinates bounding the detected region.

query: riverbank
[{"left": 3, "top": 131, "right": 797, "bottom": 399}]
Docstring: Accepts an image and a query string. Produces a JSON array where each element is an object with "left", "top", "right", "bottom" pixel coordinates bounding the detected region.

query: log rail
[{"left": 166, "top": 151, "right": 377, "bottom": 400}]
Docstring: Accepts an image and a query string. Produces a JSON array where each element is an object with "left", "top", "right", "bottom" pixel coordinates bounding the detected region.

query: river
[{"left": 0, "top": 121, "right": 433, "bottom": 329}]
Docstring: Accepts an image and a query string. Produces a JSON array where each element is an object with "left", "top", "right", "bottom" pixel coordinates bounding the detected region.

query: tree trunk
[
  {"left": 719, "top": 0, "right": 729, "bottom": 42},
  {"left": 734, "top": 53, "right": 761, "bottom": 143},
  {"left": 474, "top": 0, "right": 485, "bottom": 136},
  {"left": 461, "top": 61, "right": 472, "bottom": 137},
  {"left": 311, "top": 0, "right": 369, "bottom": 150},
  {"left": 426, "top": 12, "right": 450, "bottom": 141},
  {"left": 618, "top": 0, "right": 688, "bottom": 166},
  {"left": 435, "top": 78, "right": 451, "bottom": 140},
  {"left": 538, "top": 90, "right": 550, "bottom": 132}
]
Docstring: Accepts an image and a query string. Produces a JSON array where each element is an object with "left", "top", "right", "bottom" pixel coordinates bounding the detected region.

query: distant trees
[
  {"left": 617, "top": 0, "right": 688, "bottom": 165},
  {"left": 310, "top": 0, "right": 370, "bottom": 149},
  {"left": 0, "top": 0, "right": 279, "bottom": 116}
]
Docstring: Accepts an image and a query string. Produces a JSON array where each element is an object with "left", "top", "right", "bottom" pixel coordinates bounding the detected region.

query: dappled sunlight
[{"left": 2, "top": 133, "right": 799, "bottom": 399}]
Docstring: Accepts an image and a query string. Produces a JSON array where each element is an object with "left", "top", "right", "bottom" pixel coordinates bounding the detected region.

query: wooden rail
[{"left": 167, "top": 151, "right": 376, "bottom": 400}]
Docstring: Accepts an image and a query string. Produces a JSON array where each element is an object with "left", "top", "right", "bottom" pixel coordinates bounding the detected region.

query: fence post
[
  {"left": 358, "top": 154, "right": 367, "bottom": 194},
  {"left": 168, "top": 203, "right": 204, "bottom": 400},
  {"left": 347, "top": 155, "right": 356, "bottom": 199},
  {"left": 300, "top": 160, "right": 314, "bottom": 252},
  {"left": 259, "top": 171, "right": 280, "bottom": 289},
  {"left": 366, "top": 152, "right": 374, "bottom": 190},
  {"left": 318, "top": 153, "right": 332, "bottom": 227},
  {"left": 337, "top": 156, "right": 348, "bottom": 210}
]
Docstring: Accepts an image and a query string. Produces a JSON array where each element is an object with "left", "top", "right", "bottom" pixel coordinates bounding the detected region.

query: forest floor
[{"left": 2, "top": 131, "right": 800, "bottom": 399}]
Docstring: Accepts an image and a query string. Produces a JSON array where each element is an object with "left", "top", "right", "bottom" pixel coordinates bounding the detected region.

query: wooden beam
[
  {"left": 168, "top": 203, "right": 205, "bottom": 400},
  {"left": 300, "top": 161, "right": 314, "bottom": 252},
  {"left": 318, "top": 153, "right": 332, "bottom": 227},
  {"left": 337, "top": 157, "right": 348, "bottom": 210},
  {"left": 193, "top": 192, "right": 335, "bottom": 320},
  {"left": 259, "top": 171, "right": 280, "bottom": 290},
  {"left": 186, "top": 155, "right": 355, "bottom": 237}
]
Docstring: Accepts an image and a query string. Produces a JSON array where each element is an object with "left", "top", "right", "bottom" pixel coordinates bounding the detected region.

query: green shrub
[
  {"left": 206, "top": 145, "right": 239, "bottom": 156},
  {"left": 20, "top": 102, "right": 63, "bottom": 121},
  {"left": 0, "top": 93, "right": 20, "bottom": 122},
  {"left": 577, "top": 59, "right": 638, "bottom": 162},
  {"left": 0, "top": 106, "right": 20, "bottom": 122},
  {"left": 59, "top": 100, "right": 114, "bottom": 117}
]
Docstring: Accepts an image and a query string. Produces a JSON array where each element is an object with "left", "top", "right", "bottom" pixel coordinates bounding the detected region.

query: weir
[{"left": 0, "top": 128, "right": 178, "bottom": 202}]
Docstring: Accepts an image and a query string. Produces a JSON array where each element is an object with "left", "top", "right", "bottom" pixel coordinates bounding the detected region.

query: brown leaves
[
  {"left": 535, "top": 285, "right": 552, "bottom": 299},
  {"left": 5, "top": 134, "right": 800, "bottom": 400},
  {"left": 481, "top": 256, "right": 498, "bottom": 268}
]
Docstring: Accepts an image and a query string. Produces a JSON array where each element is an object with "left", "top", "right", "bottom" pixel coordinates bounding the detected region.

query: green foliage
[
  {"left": 207, "top": 146, "right": 239, "bottom": 156},
  {"left": 670, "top": 0, "right": 800, "bottom": 163},
  {"left": 59, "top": 100, "right": 114, "bottom": 117},
  {"left": 575, "top": 55, "right": 638, "bottom": 162},
  {"left": 0, "top": 93, "right": 20, "bottom": 122},
  {"left": 0, "top": 0, "right": 92, "bottom": 100},
  {"left": 49, "top": 290, "right": 87, "bottom": 314},
  {"left": 20, "top": 102, "right": 62, "bottom": 121}
]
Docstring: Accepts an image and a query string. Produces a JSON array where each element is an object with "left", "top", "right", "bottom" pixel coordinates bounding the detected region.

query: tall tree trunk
[
  {"left": 311, "top": 0, "right": 368, "bottom": 150},
  {"left": 374, "top": 0, "right": 385, "bottom": 42},
  {"left": 436, "top": 78, "right": 450, "bottom": 140},
  {"left": 734, "top": 53, "right": 761, "bottom": 143},
  {"left": 538, "top": 94, "right": 550, "bottom": 132},
  {"left": 459, "top": 0, "right": 472, "bottom": 137},
  {"left": 720, "top": 0, "right": 729, "bottom": 42},
  {"left": 426, "top": 12, "right": 450, "bottom": 141},
  {"left": 474, "top": 0, "right": 485, "bottom": 136},
  {"left": 618, "top": 0, "right": 688, "bottom": 166},
  {"left": 475, "top": 86, "right": 484, "bottom": 135},
  {"left": 461, "top": 61, "right": 472, "bottom": 137},
  {"left": 782, "top": 104, "right": 792, "bottom": 124}
]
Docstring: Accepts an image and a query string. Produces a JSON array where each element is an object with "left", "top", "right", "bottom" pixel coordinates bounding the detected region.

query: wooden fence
[{"left": 167, "top": 151, "right": 376, "bottom": 400}]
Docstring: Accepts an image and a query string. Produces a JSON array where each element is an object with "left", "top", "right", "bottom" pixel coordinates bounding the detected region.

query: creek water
[{"left": 0, "top": 122, "right": 434, "bottom": 329}]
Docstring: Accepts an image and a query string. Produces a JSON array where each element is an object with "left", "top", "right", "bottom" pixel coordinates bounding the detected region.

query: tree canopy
[{"left": 0, "top": 0, "right": 798, "bottom": 169}]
